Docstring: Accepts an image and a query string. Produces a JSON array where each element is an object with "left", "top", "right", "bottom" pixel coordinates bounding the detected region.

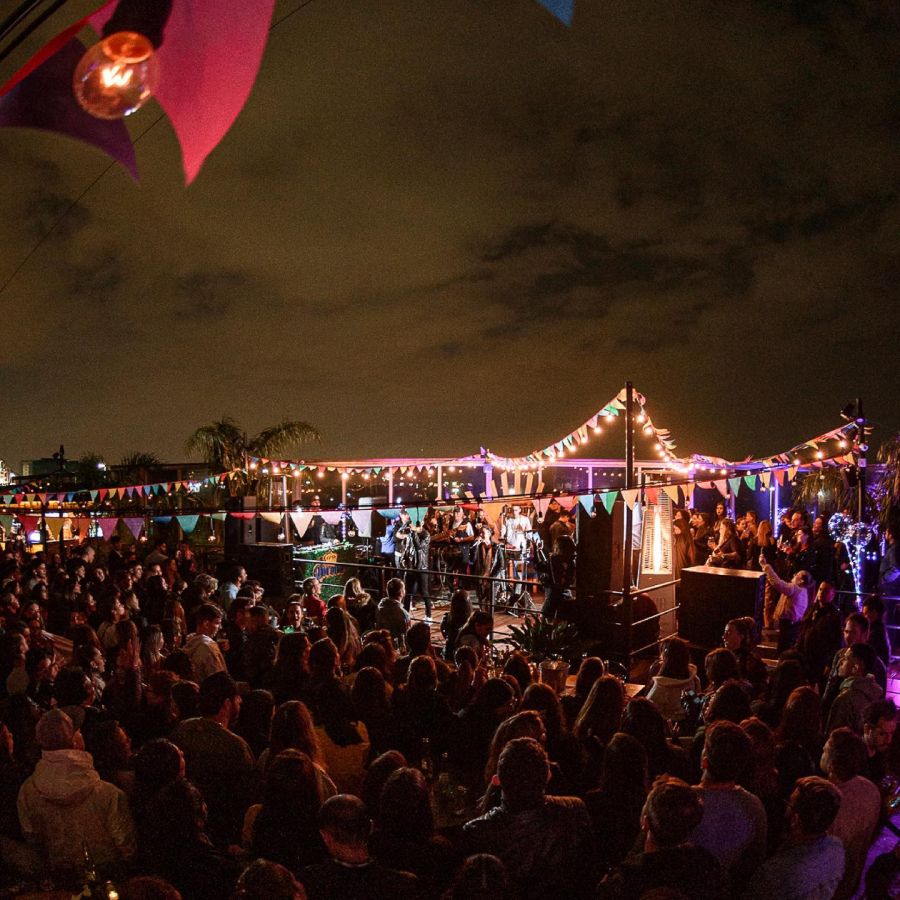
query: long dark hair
[
  {"left": 314, "top": 679, "right": 364, "bottom": 747},
  {"left": 375, "top": 767, "right": 434, "bottom": 843},
  {"left": 251, "top": 750, "right": 324, "bottom": 871},
  {"left": 268, "top": 700, "right": 322, "bottom": 766}
]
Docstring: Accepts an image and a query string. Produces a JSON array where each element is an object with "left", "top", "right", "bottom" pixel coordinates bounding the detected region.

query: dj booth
[{"left": 678, "top": 565, "right": 765, "bottom": 648}]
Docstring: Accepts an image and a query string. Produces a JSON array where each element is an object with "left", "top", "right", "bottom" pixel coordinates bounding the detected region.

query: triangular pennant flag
[
  {"left": 715, "top": 479, "right": 729, "bottom": 497},
  {"left": 621, "top": 489, "right": 639, "bottom": 510},
  {"left": 153, "top": 516, "right": 174, "bottom": 523},
  {"left": 89, "top": 490, "right": 99, "bottom": 502},
  {"left": 662, "top": 485, "right": 680, "bottom": 505},
  {"left": 536, "top": 0, "right": 575, "bottom": 26},
  {"left": 645, "top": 487, "right": 659, "bottom": 505},
  {"left": 290, "top": 511, "right": 315, "bottom": 536},
  {"left": 350, "top": 510, "right": 372, "bottom": 537},
  {"left": 760, "top": 471, "right": 772, "bottom": 489},
  {"left": 683, "top": 483, "right": 695, "bottom": 505},
  {"left": 176, "top": 514, "right": 201, "bottom": 534},
  {"left": 229, "top": 512, "right": 255, "bottom": 519},
  {"left": 743, "top": 474, "right": 757, "bottom": 491},
  {"left": 773, "top": 468, "right": 786, "bottom": 486},
  {"left": 122, "top": 517, "right": 144, "bottom": 539},
  {"left": 19, "top": 515, "right": 40, "bottom": 536},
  {"left": 600, "top": 492, "right": 618, "bottom": 515},
  {"left": 728, "top": 477, "right": 742, "bottom": 497},
  {"left": 788, "top": 465, "right": 798, "bottom": 482},
  {"left": 577, "top": 494, "right": 594, "bottom": 514},
  {"left": 556, "top": 495, "right": 578, "bottom": 510},
  {"left": 211, "top": 512, "right": 227, "bottom": 521},
  {"left": 97, "top": 517, "right": 119, "bottom": 538},
  {"left": 259, "top": 512, "right": 283, "bottom": 525},
  {"left": 98, "top": 488, "right": 108, "bottom": 501}
]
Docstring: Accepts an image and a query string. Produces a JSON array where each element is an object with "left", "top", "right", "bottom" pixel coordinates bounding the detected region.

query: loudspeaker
[
  {"left": 575, "top": 499, "right": 621, "bottom": 638},
  {"left": 237, "top": 544, "right": 295, "bottom": 600},
  {"left": 678, "top": 566, "right": 765, "bottom": 648}
]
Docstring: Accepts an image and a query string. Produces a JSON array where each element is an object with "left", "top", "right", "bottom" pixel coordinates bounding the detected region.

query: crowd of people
[{"left": 0, "top": 514, "right": 897, "bottom": 899}]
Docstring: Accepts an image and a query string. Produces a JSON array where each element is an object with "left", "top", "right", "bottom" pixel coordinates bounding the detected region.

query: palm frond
[
  {"left": 251, "top": 419, "right": 320, "bottom": 458},
  {"left": 185, "top": 417, "right": 245, "bottom": 469}
]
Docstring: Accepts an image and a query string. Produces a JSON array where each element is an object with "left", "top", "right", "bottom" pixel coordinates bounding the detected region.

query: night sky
[{"left": 1, "top": 0, "right": 898, "bottom": 472}]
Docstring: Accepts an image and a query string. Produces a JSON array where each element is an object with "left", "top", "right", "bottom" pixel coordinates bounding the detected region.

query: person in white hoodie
[
  {"left": 646, "top": 637, "right": 701, "bottom": 723},
  {"left": 17, "top": 708, "right": 135, "bottom": 880}
]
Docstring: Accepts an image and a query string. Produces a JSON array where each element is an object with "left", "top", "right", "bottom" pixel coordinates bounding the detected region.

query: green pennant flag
[
  {"left": 90, "top": 490, "right": 99, "bottom": 501},
  {"left": 743, "top": 474, "right": 757, "bottom": 491},
  {"left": 728, "top": 477, "right": 742, "bottom": 497},
  {"left": 211, "top": 512, "right": 227, "bottom": 521},
  {"left": 600, "top": 491, "right": 617, "bottom": 515}
]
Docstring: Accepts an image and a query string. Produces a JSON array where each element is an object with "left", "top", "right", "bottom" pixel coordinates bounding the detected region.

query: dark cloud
[
  {"left": 171, "top": 269, "right": 249, "bottom": 321},
  {"left": 67, "top": 249, "right": 125, "bottom": 302}
]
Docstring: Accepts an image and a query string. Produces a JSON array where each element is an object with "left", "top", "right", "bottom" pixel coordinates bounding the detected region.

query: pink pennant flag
[
  {"left": 90, "top": 0, "right": 277, "bottom": 183},
  {"left": 714, "top": 479, "right": 728, "bottom": 497},
  {"left": 98, "top": 488, "right": 109, "bottom": 501},
  {"left": 97, "top": 517, "right": 119, "bottom": 538}
]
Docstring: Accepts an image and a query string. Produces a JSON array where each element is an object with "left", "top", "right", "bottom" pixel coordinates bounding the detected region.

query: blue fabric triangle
[{"left": 537, "top": 1, "right": 574, "bottom": 26}]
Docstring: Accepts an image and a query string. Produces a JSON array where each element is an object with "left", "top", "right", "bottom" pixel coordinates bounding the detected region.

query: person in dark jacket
[
  {"left": 463, "top": 738, "right": 595, "bottom": 899},
  {"left": 862, "top": 595, "right": 891, "bottom": 669},
  {"left": 797, "top": 582, "right": 843, "bottom": 689}
]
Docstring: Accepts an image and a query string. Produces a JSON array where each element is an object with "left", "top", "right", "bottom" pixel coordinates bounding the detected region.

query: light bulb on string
[{"left": 73, "top": 31, "right": 160, "bottom": 119}]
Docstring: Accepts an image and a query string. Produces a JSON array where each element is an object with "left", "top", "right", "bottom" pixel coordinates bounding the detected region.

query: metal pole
[
  {"left": 623, "top": 382, "right": 635, "bottom": 669},
  {"left": 387, "top": 469, "right": 394, "bottom": 506},
  {"left": 437, "top": 465, "right": 443, "bottom": 501},
  {"left": 282, "top": 476, "right": 291, "bottom": 543},
  {"left": 856, "top": 397, "right": 867, "bottom": 593}
]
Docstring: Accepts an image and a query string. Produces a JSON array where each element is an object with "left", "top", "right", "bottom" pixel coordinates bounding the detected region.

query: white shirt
[{"left": 503, "top": 514, "right": 531, "bottom": 550}]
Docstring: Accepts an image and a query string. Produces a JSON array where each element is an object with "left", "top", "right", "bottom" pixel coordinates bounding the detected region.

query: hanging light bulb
[{"left": 73, "top": 31, "right": 160, "bottom": 119}]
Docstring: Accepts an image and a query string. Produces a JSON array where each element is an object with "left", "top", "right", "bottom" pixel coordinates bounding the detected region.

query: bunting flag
[
  {"left": 289, "top": 511, "right": 315, "bottom": 537},
  {"left": 645, "top": 487, "right": 658, "bottom": 505},
  {"left": 728, "top": 477, "right": 742, "bottom": 497},
  {"left": 153, "top": 516, "right": 174, "bottom": 523},
  {"left": 577, "top": 494, "right": 594, "bottom": 514},
  {"left": 714, "top": 479, "right": 729, "bottom": 497},
  {"left": 44, "top": 518, "right": 63, "bottom": 540},
  {"left": 97, "top": 517, "right": 119, "bottom": 538},
  {"left": 375, "top": 509, "right": 401, "bottom": 520},
  {"left": 743, "top": 474, "right": 757, "bottom": 491},
  {"left": 19, "top": 515, "right": 40, "bottom": 536},
  {"left": 211, "top": 512, "right": 227, "bottom": 521},
  {"left": 600, "top": 492, "right": 618, "bottom": 515},
  {"left": 176, "top": 514, "right": 200, "bottom": 534},
  {"left": 350, "top": 509, "right": 373, "bottom": 537},
  {"left": 556, "top": 495, "right": 579, "bottom": 510},
  {"left": 122, "top": 517, "right": 144, "bottom": 539},
  {"left": 0, "top": 32, "right": 138, "bottom": 178},
  {"left": 774, "top": 468, "right": 786, "bottom": 486},
  {"left": 621, "top": 489, "right": 639, "bottom": 510},
  {"left": 760, "top": 471, "right": 772, "bottom": 490},
  {"left": 259, "top": 512, "right": 284, "bottom": 525},
  {"left": 229, "top": 512, "right": 255, "bottom": 519},
  {"left": 787, "top": 465, "right": 799, "bottom": 482},
  {"left": 662, "top": 485, "right": 681, "bottom": 505},
  {"left": 532, "top": 498, "right": 553, "bottom": 518},
  {"left": 683, "top": 483, "right": 695, "bottom": 506},
  {"left": 73, "top": 517, "right": 91, "bottom": 536}
]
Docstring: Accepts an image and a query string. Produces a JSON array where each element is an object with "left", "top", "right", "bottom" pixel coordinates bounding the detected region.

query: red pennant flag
[{"left": 98, "top": 488, "right": 109, "bottom": 501}]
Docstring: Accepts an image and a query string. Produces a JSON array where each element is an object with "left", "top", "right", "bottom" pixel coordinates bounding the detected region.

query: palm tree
[
  {"left": 185, "top": 416, "right": 319, "bottom": 497},
  {"left": 117, "top": 451, "right": 162, "bottom": 486},
  {"left": 875, "top": 432, "right": 900, "bottom": 530},
  {"left": 794, "top": 468, "right": 852, "bottom": 518}
]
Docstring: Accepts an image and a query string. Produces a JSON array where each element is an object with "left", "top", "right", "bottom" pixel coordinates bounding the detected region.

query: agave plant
[{"left": 507, "top": 614, "right": 583, "bottom": 663}]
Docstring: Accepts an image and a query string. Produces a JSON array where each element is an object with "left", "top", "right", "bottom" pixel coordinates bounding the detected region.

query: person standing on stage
[
  {"left": 404, "top": 520, "right": 433, "bottom": 624},
  {"left": 451, "top": 507, "right": 475, "bottom": 582},
  {"left": 472, "top": 523, "right": 498, "bottom": 610}
]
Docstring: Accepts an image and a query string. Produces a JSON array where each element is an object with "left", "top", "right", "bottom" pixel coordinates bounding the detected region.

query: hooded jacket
[
  {"left": 17, "top": 749, "right": 135, "bottom": 872},
  {"left": 825, "top": 674, "right": 883, "bottom": 735},
  {"left": 645, "top": 665, "right": 701, "bottom": 722}
]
